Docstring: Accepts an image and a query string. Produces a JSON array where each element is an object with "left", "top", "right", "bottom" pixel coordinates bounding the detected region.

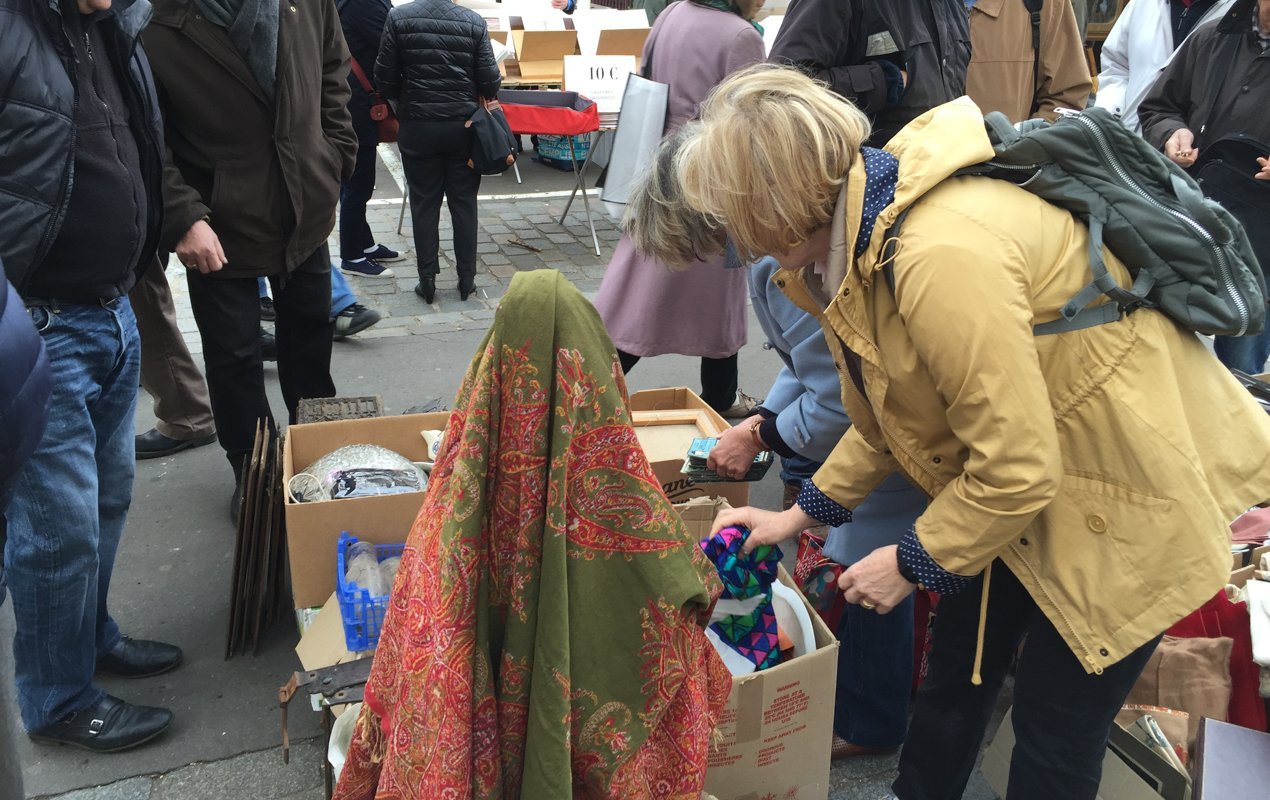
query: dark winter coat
[
  {"left": 0, "top": 0, "right": 165, "bottom": 298},
  {"left": 1137, "top": 0, "right": 1270, "bottom": 153},
  {"left": 143, "top": 0, "right": 358, "bottom": 278},
  {"left": 374, "top": 0, "right": 501, "bottom": 122},
  {"left": 768, "top": 0, "right": 970, "bottom": 145},
  {"left": 0, "top": 258, "right": 52, "bottom": 517}
]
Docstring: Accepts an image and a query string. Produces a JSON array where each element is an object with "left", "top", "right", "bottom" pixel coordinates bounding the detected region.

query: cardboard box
[
  {"left": 509, "top": 29, "right": 578, "bottom": 83},
  {"left": 676, "top": 499, "right": 839, "bottom": 800},
  {"left": 282, "top": 412, "right": 449, "bottom": 609},
  {"left": 630, "top": 388, "right": 751, "bottom": 508},
  {"left": 982, "top": 709, "right": 1191, "bottom": 800}
]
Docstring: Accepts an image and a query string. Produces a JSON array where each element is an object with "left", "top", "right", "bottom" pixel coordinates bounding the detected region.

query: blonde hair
[
  {"left": 676, "top": 64, "right": 872, "bottom": 261},
  {"left": 623, "top": 122, "right": 724, "bottom": 270}
]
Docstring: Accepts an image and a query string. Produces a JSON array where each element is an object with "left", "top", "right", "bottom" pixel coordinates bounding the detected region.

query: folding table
[{"left": 498, "top": 89, "right": 603, "bottom": 256}]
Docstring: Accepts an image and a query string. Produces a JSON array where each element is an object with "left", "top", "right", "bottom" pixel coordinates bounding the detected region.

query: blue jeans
[
  {"left": 259, "top": 273, "right": 356, "bottom": 319},
  {"left": 1214, "top": 325, "right": 1270, "bottom": 374},
  {"left": 4, "top": 298, "right": 139, "bottom": 731},
  {"left": 835, "top": 591, "right": 914, "bottom": 747},
  {"left": 329, "top": 268, "right": 356, "bottom": 318}
]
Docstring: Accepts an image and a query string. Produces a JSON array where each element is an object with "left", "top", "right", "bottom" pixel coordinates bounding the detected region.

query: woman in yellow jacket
[{"left": 634, "top": 65, "right": 1270, "bottom": 799}]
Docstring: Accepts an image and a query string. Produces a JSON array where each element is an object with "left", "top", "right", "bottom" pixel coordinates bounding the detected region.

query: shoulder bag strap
[
  {"left": 349, "top": 57, "right": 375, "bottom": 94},
  {"left": 1022, "top": 0, "right": 1043, "bottom": 101}
]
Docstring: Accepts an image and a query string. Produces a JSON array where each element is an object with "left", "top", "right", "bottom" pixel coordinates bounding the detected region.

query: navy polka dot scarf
[{"left": 853, "top": 147, "right": 900, "bottom": 259}]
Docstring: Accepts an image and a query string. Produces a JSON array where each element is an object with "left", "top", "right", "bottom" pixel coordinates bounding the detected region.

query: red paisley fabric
[{"left": 332, "top": 270, "right": 732, "bottom": 800}]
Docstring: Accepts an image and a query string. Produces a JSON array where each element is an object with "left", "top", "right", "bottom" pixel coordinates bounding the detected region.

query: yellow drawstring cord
[{"left": 971, "top": 562, "right": 992, "bottom": 686}]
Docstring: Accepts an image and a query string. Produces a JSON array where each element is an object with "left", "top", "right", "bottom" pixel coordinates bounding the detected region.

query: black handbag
[
  {"left": 466, "top": 100, "right": 518, "bottom": 176},
  {"left": 1192, "top": 135, "right": 1270, "bottom": 283}
]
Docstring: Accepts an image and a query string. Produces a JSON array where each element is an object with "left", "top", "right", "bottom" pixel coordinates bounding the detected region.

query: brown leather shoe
[{"left": 832, "top": 734, "right": 899, "bottom": 759}]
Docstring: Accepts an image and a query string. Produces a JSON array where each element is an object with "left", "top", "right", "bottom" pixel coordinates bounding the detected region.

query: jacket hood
[{"left": 877, "top": 97, "right": 996, "bottom": 231}]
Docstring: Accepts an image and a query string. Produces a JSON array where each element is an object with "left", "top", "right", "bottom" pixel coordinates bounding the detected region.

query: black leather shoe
[
  {"left": 97, "top": 636, "right": 184, "bottom": 679},
  {"left": 458, "top": 278, "right": 476, "bottom": 302},
  {"left": 135, "top": 428, "right": 217, "bottom": 461},
  {"left": 29, "top": 695, "right": 173, "bottom": 753},
  {"left": 414, "top": 277, "right": 436, "bottom": 304}
]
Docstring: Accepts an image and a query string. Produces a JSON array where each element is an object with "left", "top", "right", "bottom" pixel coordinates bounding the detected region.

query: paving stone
[
  {"left": 475, "top": 242, "right": 502, "bottom": 254},
  {"left": 35, "top": 777, "right": 154, "bottom": 800},
  {"left": 481, "top": 253, "right": 511, "bottom": 267},
  {"left": 149, "top": 741, "right": 324, "bottom": 800}
]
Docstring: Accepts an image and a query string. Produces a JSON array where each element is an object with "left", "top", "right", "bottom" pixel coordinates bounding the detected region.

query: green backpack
[{"left": 884, "top": 108, "right": 1267, "bottom": 337}]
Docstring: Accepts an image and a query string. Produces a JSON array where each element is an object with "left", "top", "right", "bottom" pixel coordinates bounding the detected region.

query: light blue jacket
[{"left": 749, "top": 257, "right": 928, "bottom": 564}]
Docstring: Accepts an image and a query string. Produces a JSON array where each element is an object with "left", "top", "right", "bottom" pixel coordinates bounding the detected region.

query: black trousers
[
  {"left": 617, "top": 349, "right": 738, "bottom": 413},
  {"left": 893, "top": 562, "right": 1161, "bottom": 800},
  {"left": 339, "top": 92, "right": 380, "bottom": 261},
  {"left": 397, "top": 119, "right": 481, "bottom": 285},
  {"left": 186, "top": 246, "right": 336, "bottom": 476}
]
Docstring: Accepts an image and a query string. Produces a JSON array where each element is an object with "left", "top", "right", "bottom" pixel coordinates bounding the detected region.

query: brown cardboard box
[
  {"left": 509, "top": 29, "right": 578, "bottom": 83},
  {"left": 282, "top": 412, "right": 449, "bottom": 609},
  {"left": 675, "top": 498, "right": 838, "bottom": 800},
  {"left": 630, "top": 388, "right": 751, "bottom": 508}
]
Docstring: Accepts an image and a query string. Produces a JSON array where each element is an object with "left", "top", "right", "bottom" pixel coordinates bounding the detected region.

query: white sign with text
[{"left": 563, "top": 55, "right": 638, "bottom": 114}]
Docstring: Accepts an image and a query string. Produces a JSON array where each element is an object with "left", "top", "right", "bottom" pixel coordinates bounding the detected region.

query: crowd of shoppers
[{"left": 2, "top": 1, "right": 1270, "bottom": 796}]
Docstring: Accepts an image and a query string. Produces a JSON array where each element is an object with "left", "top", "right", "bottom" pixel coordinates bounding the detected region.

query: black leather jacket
[
  {"left": 0, "top": 0, "right": 164, "bottom": 297},
  {"left": 374, "top": 0, "right": 501, "bottom": 122}
]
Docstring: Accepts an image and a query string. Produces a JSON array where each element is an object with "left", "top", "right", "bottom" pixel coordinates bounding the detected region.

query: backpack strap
[
  {"left": 883, "top": 205, "right": 1153, "bottom": 337},
  {"left": 1032, "top": 213, "right": 1156, "bottom": 335},
  {"left": 1022, "top": 0, "right": 1043, "bottom": 106}
]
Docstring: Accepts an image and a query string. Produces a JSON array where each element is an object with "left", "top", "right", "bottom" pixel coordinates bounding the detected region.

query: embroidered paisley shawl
[{"left": 333, "top": 270, "right": 732, "bottom": 800}]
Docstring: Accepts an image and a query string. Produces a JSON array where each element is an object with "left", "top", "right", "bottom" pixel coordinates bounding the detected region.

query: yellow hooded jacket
[{"left": 775, "top": 98, "right": 1270, "bottom": 676}]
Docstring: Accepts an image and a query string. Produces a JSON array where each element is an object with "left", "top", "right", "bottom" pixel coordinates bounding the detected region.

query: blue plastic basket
[{"left": 336, "top": 532, "right": 405, "bottom": 652}]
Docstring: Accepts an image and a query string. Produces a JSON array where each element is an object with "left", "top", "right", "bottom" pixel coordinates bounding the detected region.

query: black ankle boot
[
  {"left": 415, "top": 277, "right": 436, "bottom": 304},
  {"left": 458, "top": 277, "right": 475, "bottom": 302}
]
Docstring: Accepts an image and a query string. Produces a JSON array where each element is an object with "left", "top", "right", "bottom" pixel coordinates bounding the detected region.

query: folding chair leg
[{"left": 397, "top": 194, "right": 408, "bottom": 236}]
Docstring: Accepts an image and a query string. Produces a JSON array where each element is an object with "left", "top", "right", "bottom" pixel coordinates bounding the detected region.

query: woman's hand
[
  {"left": 1256, "top": 156, "right": 1270, "bottom": 181},
  {"left": 707, "top": 415, "right": 763, "bottom": 480},
  {"left": 711, "top": 505, "right": 813, "bottom": 555},
  {"left": 839, "top": 545, "right": 915, "bottom": 614}
]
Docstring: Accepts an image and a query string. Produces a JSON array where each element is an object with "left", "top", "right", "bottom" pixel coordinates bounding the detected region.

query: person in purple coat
[{"left": 592, "top": 0, "right": 767, "bottom": 419}]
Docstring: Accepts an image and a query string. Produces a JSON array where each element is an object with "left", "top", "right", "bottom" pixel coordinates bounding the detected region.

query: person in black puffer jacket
[{"left": 376, "top": 0, "right": 502, "bottom": 304}]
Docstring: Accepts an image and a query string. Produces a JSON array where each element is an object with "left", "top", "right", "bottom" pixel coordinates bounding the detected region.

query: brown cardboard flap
[
  {"left": 595, "top": 27, "right": 649, "bottom": 58},
  {"left": 511, "top": 29, "right": 578, "bottom": 82},
  {"left": 1229, "top": 564, "right": 1256, "bottom": 588}
]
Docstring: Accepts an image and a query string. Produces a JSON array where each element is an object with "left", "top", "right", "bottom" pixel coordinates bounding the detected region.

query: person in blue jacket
[
  {"left": 707, "top": 256, "right": 929, "bottom": 758},
  {"left": 0, "top": 257, "right": 53, "bottom": 800}
]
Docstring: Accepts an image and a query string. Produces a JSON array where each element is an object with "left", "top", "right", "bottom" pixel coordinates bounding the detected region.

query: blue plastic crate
[{"left": 336, "top": 532, "right": 405, "bottom": 652}]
